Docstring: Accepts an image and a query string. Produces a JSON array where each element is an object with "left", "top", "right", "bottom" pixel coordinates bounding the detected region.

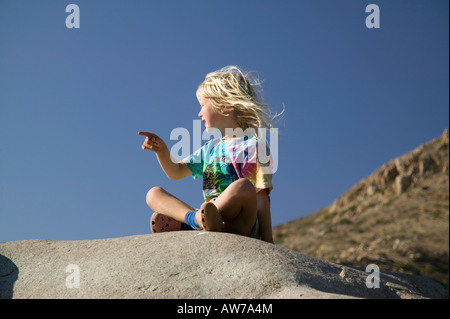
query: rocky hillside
[{"left": 274, "top": 130, "right": 449, "bottom": 287}]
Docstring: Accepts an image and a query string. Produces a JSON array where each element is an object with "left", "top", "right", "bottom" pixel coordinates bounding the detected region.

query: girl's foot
[
  {"left": 200, "top": 202, "right": 223, "bottom": 231},
  {"left": 150, "top": 213, "right": 181, "bottom": 233}
]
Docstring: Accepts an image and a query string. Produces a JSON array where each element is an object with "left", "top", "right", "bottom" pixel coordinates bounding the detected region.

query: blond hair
[{"left": 196, "top": 65, "right": 281, "bottom": 132}]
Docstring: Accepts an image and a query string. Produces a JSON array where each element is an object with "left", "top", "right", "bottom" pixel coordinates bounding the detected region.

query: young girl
[{"left": 138, "top": 66, "right": 277, "bottom": 243}]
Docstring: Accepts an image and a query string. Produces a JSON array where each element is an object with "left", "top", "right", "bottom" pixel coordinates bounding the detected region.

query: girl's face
[{"left": 197, "top": 95, "right": 225, "bottom": 131}]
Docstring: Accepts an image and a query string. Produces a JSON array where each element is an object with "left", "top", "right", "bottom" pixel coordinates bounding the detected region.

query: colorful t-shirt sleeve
[
  {"left": 181, "top": 144, "right": 205, "bottom": 180},
  {"left": 240, "top": 140, "right": 273, "bottom": 194}
]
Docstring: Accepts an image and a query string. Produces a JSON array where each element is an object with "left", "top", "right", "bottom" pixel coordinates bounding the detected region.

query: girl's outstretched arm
[
  {"left": 138, "top": 131, "right": 191, "bottom": 180},
  {"left": 257, "top": 190, "right": 274, "bottom": 244}
]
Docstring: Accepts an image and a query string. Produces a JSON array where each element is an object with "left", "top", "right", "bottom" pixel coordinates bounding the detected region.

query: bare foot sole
[
  {"left": 200, "top": 202, "right": 223, "bottom": 231},
  {"left": 150, "top": 213, "right": 181, "bottom": 233}
]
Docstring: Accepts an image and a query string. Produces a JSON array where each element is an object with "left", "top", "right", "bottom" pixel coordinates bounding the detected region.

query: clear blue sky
[{"left": 1, "top": 0, "right": 448, "bottom": 242}]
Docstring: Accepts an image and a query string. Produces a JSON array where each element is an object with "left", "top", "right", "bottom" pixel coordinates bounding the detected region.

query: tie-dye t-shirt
[{"left": 182, "top": 135, "right": 273, "bottom": 201}]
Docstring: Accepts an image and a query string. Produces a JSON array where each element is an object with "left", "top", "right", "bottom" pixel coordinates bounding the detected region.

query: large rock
[{"left": 0, "top": 232, "right": 448, "bottom": 299}]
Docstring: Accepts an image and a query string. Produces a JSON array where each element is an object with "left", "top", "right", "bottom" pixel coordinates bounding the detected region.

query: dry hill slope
[{"left": 274, "top": 130, "right": 449, "bottom": 287}]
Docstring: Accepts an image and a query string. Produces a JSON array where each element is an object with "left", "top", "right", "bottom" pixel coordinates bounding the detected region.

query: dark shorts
[{"left": 249, "top": 217, "right": 261, "bottom": 240}]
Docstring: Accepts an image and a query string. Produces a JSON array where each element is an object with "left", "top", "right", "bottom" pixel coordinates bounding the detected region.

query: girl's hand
[
  {"left": 138, "top": 131, "right": 190, "bottom": 180},
  {"left": 138, "top": 132, "right": 167, "bottom": 153}
]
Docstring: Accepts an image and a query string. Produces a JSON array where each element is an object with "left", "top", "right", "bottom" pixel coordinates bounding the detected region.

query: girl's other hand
[{"left": 138, "top": 132, "right": 167, "bottom": 153}]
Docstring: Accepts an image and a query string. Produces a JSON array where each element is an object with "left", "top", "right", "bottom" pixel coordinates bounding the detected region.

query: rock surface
[{"left": 0, "top": 232, "right": 448, "bottom": 299}]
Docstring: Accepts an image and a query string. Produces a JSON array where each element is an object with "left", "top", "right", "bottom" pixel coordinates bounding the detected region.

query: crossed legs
[{"left": 146, "top": 178, "right": 257, "bottom": 237}]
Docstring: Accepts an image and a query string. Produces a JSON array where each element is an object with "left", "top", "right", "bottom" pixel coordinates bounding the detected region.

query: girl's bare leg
[
  {"left": 146, "top": 186, "right": 195, "bottom": 223},
  {"left": 197, "top": 178, "right": 257, "bottom": 237}
]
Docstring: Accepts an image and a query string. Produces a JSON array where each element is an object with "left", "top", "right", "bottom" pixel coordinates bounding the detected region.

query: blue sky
[{"left": 0, "top": 0, "right": 448, "bottom": 242}]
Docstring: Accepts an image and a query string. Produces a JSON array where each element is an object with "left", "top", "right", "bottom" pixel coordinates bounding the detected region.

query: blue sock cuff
[{"left": 184, "top": 210, "right": 201, "bottom": 230}]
